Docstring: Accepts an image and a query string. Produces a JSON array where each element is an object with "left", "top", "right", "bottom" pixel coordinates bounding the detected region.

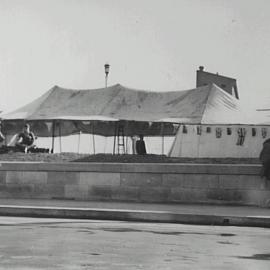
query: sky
[{"left": 0, "top": 0, "right": 270, "bottom": 113}]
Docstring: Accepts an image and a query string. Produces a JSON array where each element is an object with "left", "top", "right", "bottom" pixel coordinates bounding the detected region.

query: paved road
[{"left": 0, "top": 217, "right": 269, "bottom": 270}]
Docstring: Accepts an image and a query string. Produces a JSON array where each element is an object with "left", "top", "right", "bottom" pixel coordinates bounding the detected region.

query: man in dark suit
[
  {"left": 260, "top": 138, "right": 270, "bottom": 180},
  {"left": 136, "top": 135, "right": 147, "bottom": 155}
]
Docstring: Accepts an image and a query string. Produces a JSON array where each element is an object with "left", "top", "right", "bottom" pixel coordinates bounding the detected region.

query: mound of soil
[
  {"left": 0, "top": 152, "right": 260, "bottom": 164},
  {"left": 0, "top": 152, "right": 88, "bottom": 162},
  {"left": 75, "top": 154, "right": 260, "bottom": 164}
]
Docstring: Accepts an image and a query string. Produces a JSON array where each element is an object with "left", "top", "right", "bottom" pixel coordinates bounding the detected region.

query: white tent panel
[{"left": 169, "top": 125, "right": 267, "bottom": 158}]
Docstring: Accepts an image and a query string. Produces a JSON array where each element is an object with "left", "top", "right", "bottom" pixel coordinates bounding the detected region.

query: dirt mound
[
  {"left": 0, "top": 152, "right": 88, "bottom": 162},
  {"left": 74, "top": 154, "right": 260, "bottom": 164},
  {"left": 0, "top": 152, "right": 260, "bottom": 164}
]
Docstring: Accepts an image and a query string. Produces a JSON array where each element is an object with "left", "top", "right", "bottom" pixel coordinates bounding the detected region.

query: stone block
[
  {"left": 218, "top": 175, "right": 242, "bottom": 189},
  {"left": 48, "top": 172, "right": 79, "bottom": 185},
  {"left": 120, "top": 173, "right": 162, "bottom": 187},
  {"left": 219, "top": 175, "right": 263, "bottom": 190},
  {"left": 207, "top": 175, "right": 220, "bottom": 188},
  {"left": 169, "top": 187, "right": 207, "bottom": 202},
  {"left": 207, "top": 188, "right": 243, "bottom": 202},
  {"left": 22, "top": 171, "right": 47, "bottom": 184},
  {"left": 88, "top": 185, "right": 112, "bottom": 200},
  {"left": 0, "top": 171, "right": 6, "bottom": 184},
  {"left": 33, "top": 184, "right": 65, "bottom": 199},
  {"left": 138, "top": 187, "right": 170, "bottom": 202},
  {"left": 6, "top": 171, "right": 48, "bottom": 185},
  {"left": 240, "top": 190, "right": 260, "bottom": 205},
  {"left": 111, "top": 186, "right": 139, "bottom": 201},
  {"left": 120, "top": 173, "right": 137, "bottom": 186},
  {"left": 162, "top": 174, "right": 185, "bottom": 187},
  {"left": 184, "top": 174, "right": 218, "bottom": 189},
  {"left": 6, "top": 171, "right": 24, "bottom": 184},
  {"left": 0, "top": 184, "right": 12, "bottom": 198},
  {"left": 1, "top": 184, "right": 34, "bottom": 199},
  {"left": 80, "top": 172, "right": 120, "bottom": 186},
  {"left": 65, "top": 184, "right": 88, "bottom": 199},
  {"left": 239, "top": 175, "right": 263, "bottom": 190}
]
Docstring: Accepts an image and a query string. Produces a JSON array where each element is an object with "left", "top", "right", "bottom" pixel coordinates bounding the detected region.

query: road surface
[{"left": 0, "top": 216, "right": 269, "bottom": 269}]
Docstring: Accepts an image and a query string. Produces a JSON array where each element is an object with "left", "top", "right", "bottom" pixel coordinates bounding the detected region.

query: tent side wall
[{"left": 169, "top": 125, "right": 267, "bottom": 158}]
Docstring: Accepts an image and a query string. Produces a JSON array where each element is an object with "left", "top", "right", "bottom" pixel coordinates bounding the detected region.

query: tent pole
[
  {"left": 77, "top": 131, "right": 81, "bottom": 153},
  {"left": 89, "top": 134, "right": 91, "bottom": 154},
  {"left": 59, "top": 121, "right": 62, "bottom": 153},
  {"left": 161, "top": 123, "right": 164, "bottom": 155},
  {"left": 51, "top": 120, "right": 55, "bottom": 153},
  {"left": 125, "top": 135, "right": 128, "bottom": 154},
  {"left": 92, "top": 123, "right": 95, "bottom": 155},
  {"left": 113, "top": 122, "right": 117, "bottom": 155},
  {"left": 125, "top": 121, "right": 128, "bottom": 154}
]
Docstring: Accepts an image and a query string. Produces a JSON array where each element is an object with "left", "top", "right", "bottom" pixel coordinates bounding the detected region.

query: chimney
[{"left": 199, "top": 66, "right": 204, "bottom": 71}]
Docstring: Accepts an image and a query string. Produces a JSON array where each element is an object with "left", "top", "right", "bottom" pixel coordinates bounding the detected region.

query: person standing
[
  {"left": 136, "top": 135, "right": 147, "bottom": 155},
  {"left": 259, "top": 138, "right": 270, "bottom": 180}
]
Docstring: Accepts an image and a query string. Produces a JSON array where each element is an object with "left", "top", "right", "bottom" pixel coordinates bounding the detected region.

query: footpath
[{"left": 0, "top": 199, "right": 270, "bottom": 228}]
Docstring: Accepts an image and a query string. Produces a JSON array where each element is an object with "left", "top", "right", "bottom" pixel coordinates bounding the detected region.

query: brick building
[{"left": 196, "top": 66, "right": 239, "bottom": 99}]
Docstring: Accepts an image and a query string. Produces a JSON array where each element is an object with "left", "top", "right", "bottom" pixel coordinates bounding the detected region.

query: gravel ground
[
  {"left": 0, "top": 152, "right": 261, "bottom": 164},
  {"left": 0, "top": 152, "right": 88, "bottom": 162},
  {"left": 75, "top": 154, "right": 260, "bottom": 164}
]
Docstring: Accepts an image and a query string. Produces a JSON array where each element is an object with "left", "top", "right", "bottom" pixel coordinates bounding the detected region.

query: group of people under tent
[
  {"left": 0, "top": 123, "right": 36, "bottom": 153},
  {"left": 0, "top": 122, "right": 148, "bottom": 155}
]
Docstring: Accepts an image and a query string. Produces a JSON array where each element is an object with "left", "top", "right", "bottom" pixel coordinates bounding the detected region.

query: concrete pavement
[
  {"left": 0, "top": 199, "right": 270, "bottom": 228},
  {"left": 0, "top": 217, "right": 270, "bottom": 269}
]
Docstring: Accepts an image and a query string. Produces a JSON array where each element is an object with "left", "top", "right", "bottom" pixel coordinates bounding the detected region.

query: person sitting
[
  {"left": 259, "top": 138, "right": 270, "bottom": 180},
  {"left": 0, "top": 124, "right": 5, "bottom": 146},
  {"left": 136, "top": 134, "right": 147, "bottom": 155},
  {"left": 0, "top": 122, "right": 6, "bottom": 153},
  {"left": 15, "top": 124, "right": 36, "bottom": 153}
]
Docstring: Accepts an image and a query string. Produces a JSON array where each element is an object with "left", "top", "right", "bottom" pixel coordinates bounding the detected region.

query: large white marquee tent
[{"left": 0, "top": 83, "right": 268, "bottom": 157}]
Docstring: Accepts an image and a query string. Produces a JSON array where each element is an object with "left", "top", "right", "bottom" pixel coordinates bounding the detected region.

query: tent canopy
[
  {"left": 1, "top": 83, "right": 264, "bottom": 137},
  {"left": 255, "top": 110, "right": 270, "bottom": 125}
]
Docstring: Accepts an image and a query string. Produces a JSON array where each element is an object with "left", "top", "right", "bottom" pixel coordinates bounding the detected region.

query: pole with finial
[{"left": 104, "top": 63, "right": 110, "bottom": 88}]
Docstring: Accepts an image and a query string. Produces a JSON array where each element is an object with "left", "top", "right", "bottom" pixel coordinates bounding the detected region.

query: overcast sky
[{"left": 0, "top": 0, "right": 270, "bottom": 112}]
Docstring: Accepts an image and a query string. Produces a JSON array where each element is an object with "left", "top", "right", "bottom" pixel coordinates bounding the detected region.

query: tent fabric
[
  {"left": 255, "top": 110, "right": 270, "bottom": 125},
  {"left": 1, "top": 83, "right": 253, "bottom": 122},
  {"left": 2, "top": 83, "right": 213, "bottom": 122},
  {"left": 0, "top": 83, "right": 264, "bottom": 137},
  {"left": 168, "top": 124, "right": 270, "bottom": 158}
]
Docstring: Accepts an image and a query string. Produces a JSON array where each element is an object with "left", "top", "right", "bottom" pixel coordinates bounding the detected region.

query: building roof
[{"left": 196, "top": 66, "right": 239, "bottom": 99}]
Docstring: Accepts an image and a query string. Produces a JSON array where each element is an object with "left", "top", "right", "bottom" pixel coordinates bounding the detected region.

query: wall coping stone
[{"left": 0, "top": 162, "right": 261, "bottom": 175}]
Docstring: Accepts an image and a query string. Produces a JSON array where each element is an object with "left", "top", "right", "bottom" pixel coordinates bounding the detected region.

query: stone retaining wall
[{"left": 0, "top": 162, "right": 269, "bottom": 206}]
